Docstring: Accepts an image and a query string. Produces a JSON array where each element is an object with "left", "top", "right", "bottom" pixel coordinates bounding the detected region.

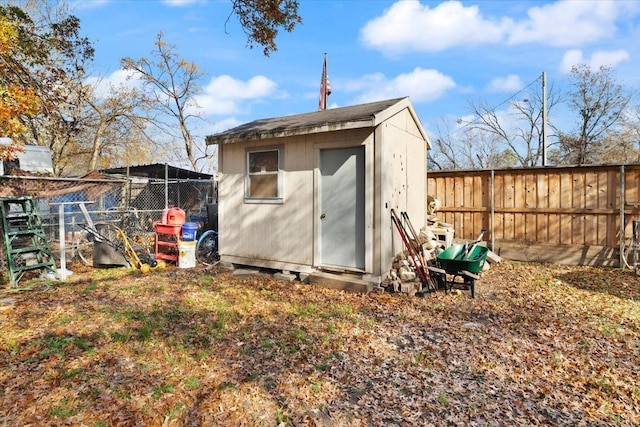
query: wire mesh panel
[
  {"left": 0, "top": 175, "right": 217, "bottom": 272},
  {"left": 128, "top": 178, "right": 216, "bottom": 222}
]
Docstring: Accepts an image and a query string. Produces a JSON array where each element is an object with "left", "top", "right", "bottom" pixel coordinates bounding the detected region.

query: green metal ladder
[{"left": 1, "top": 196, "right": 57, "bottom": 287}]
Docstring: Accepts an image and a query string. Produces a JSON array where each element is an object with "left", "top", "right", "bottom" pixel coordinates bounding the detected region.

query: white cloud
[
  {"left": 341, "top": 72, "right": 386, "bottom": 92},
  {"left": 560, "top": 49, "right": 630, "bottom": 73},
  {"left": 85, "top": 71, "right": 277, "bottom": 118},
  {"left": 360, "top": 0, "right": 634, "bottom": 54},
  {"left": 70, "top": 0, "right": 108, "bottom": 10},
  {"left": 360, "top": 0, "right": 507, "bottom": 54},
  {"left": 487, "top": 74, "right": 523, "bottom": 92},
  {"left": 354, "top": 68, "right": 456, "bottom": 104},
  {"left": 197, "top": 117, "right": 243, "bottom": 135},
  {"left": 212, "top": 117, "right": 243, "bottom": 133},
  {"left": 84, "top": 69, "right": 142, "bottom": 99},
  {"left": 161, "top": 0, "right": 203, "bottom": 6},
  {"left": 507, "top": 0, "right": 620, "bottom": 47},
  {"left": 195, "top": 75, "right": 278, "bottom": 115}
]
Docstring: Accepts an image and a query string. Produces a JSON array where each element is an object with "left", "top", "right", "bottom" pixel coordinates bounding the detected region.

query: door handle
[{"left": 320, "top": 213, "right": 326, "bottom": 220}]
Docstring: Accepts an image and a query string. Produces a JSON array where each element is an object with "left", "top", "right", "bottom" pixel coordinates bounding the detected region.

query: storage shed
[{"left": 205, "top": 97, "right": 431, "bottom": 284}]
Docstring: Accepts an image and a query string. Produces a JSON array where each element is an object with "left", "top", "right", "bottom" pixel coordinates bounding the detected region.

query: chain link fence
[{"left": 1, "top": 174, "right": 217, "bottom": 271}]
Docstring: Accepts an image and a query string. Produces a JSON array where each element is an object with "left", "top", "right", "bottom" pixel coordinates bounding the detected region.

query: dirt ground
[{"left": 1, "top": 259, "right": 639, "bottom": 426}]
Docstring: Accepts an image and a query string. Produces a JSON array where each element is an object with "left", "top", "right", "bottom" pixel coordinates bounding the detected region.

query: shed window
[{"left": 246, "top": 147, "right": 282, "bottom": 202}]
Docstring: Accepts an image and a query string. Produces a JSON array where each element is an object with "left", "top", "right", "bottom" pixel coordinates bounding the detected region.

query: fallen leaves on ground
[{"left": 0, "top": 260, "right": 638, "bottom": 426}]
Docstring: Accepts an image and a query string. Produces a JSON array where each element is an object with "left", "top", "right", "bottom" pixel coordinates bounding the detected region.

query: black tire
[{"left": 196, "top": 230, "right": 219, "bottom": 264}]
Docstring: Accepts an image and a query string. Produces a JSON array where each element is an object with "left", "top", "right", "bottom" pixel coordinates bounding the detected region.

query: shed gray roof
[{"left": 206, "top": 97, "right": 430, "bottom": 146}]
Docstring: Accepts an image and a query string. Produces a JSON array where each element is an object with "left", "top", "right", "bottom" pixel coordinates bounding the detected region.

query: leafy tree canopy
[
  {"left": 0, "top": 11, "right": 40, "bottom": 157},
  {"left": 230, "top": 0, "right": 302, "bottom": 56},
  {"left": 0, "top": 3, "right": 93, "bottom": 162}
]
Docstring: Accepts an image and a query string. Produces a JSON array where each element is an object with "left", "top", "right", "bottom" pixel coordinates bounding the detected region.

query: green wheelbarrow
[{"left": 429, "top": 242, "right": 489, "bottom": 298}]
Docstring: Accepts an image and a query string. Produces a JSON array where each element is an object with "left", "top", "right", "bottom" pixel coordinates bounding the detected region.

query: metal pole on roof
[{"left": 324, "top": 53, "right": 328, "bottom": 110}]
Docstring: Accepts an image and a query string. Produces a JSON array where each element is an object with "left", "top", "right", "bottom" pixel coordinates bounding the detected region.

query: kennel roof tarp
[{"left": 100, "top": 164, "right": 213, "bottom": 180}]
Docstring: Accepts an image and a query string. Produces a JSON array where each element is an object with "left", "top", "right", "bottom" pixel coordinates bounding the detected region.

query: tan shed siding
[
  {"left": 405, "top": 126, "right": 427, "bottom": 228},
  {"left": 219, "top": 137, "right": 315, "bottom": 265},
  {"left": 211, "top": 98, "right": 432, "bottom": 277},
  {"left": 383, "top": 110, "right": 426, "bottom": 222},
  {"left": 382, "top": 122, "right": 406, "bottom": 259},
  {"left": 402, "top": 105, "right": 427, "bottom": 141},
  {"left": 221, "top": 127, "right": 379, "bottom": 270},
  {"left": 373, "top": 125, "right": 384, "bottom": 277},
  {"left": 380, "top": 110, "right": 427, "bottom": 271}
]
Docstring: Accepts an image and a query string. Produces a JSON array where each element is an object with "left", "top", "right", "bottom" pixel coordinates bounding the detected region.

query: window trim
[{"left": 244, "top": 146, "right": 284, "bottom": 204}]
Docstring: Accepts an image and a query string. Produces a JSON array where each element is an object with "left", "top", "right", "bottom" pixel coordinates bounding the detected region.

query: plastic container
[
  {"left": 166, "top": 207, "right": 185, "bottom": 225},
  {"left": 162, "top": 207, "right": 169, "bottom": 224},
  {"left": 436, "top": 244, "right": 489, "bottom": 274},
  {"left": 178, "top": 240, "right": 196, "bottom": 268},
  {"left": 181, "top": 222, "right": 198, "bottom": 241}
]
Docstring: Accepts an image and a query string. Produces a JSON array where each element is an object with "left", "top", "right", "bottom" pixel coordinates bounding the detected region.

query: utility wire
[{"left": 446, "top": 74, "right": 543, "bottom": 138}]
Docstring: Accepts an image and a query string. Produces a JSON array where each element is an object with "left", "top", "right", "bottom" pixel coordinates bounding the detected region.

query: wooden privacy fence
[{"left": 427, "top": 164, "right": 640, "bottom": 267}]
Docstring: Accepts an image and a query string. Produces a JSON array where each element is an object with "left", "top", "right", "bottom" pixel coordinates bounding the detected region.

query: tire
[
  {"left": 51, "top": 230, "right": 93, "bottom": 267},
  {"left": 196, "top": 230, "right": 219, "bottom": 264},
  {"left": 75, "top": 240, "right": 94, "bottom": 266}
]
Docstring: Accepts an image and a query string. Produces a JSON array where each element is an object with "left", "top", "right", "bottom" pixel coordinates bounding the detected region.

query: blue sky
[{"left": 72, "top": 0, "right": 640, "bottom": 150}]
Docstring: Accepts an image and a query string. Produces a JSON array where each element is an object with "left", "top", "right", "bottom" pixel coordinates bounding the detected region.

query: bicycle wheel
[
  {"left": 196, "top": 230, "right": 219, "bottom": 264},
  {"left": 51, "top": 229, "right": 94, "bottom": 267},
  {"left": 620, "top": 220, "right": 640, "bottom": 273},
  {"left": 74, "top": 239, "right": 95, "bottom": 267}
]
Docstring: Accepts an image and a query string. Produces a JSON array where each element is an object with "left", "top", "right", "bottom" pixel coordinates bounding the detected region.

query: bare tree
[
  {"left": 43, "top": 79, "right": 156, "bottom": 176},
  {"left": 83, "top": 82, "right": 158, "bottom": 172},
  {"left": 430, "top": 119, "right": 472, "bottom": 170},
  {"left": 558, "top": 64, "right": 633, "bottom": 165},
  {"left": 430, "top": 117, "right": 516, "bottom": 170},
  {"left": 596, "top": 104, "right": 640, "bottom": 164},
  {"left": 121, "top": 33, "right": 208, "bottom": 171},
  {"left": 464, "top": 80, "right": 561, "bottom": 167}
]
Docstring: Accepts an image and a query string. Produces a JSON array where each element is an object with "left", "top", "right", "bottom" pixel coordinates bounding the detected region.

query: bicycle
[
  {"left": 187, "top": 205, "right": 219, "bottom": 266},
  {"left": 620, "top": 218, "right": 639, "bottom": 276},
  {"left": 56, "top": 207, "right": 155, "bottom": 268},
  {"left": 49, "top": 217, "right": 95, "bottom": 268},
  {"left": 196, "top": 229, "right": 219, "bottom": 265}
]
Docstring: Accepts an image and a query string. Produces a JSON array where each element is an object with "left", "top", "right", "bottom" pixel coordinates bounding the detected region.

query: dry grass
[{"left": 1, "top": 260, "right": 639, "bottom": 426}]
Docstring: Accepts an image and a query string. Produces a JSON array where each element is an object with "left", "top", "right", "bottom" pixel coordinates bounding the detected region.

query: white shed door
[{"left": 319, "top": 146, "right": 365, "bottom": 270}]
